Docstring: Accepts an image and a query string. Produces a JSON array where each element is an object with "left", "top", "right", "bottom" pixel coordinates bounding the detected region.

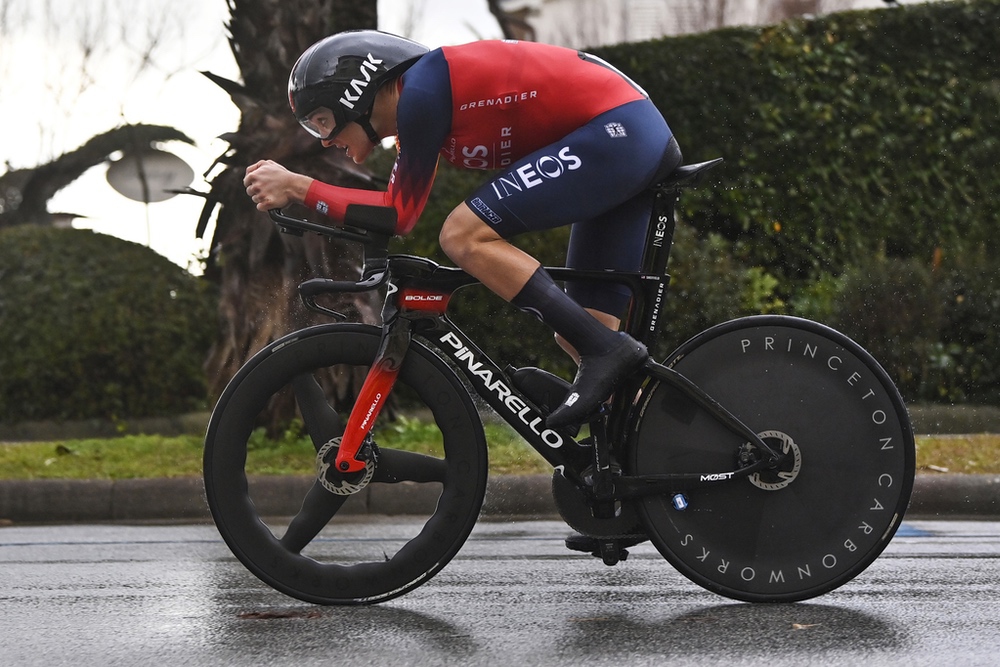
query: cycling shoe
[{"left": 546, "top": 334, "right": 648, "bottom": 429}]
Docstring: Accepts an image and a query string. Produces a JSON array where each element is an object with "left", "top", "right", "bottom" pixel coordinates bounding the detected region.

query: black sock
[{"left": 511, "top": 267, "right": 620, "bottom": 357}]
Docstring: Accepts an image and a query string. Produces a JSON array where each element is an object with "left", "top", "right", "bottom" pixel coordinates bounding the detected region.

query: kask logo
[
  {"left": 339, "top": 53, "right": 383, "bottom": 109},
  {"left": 490, "top": 146, "right": 582, "bottom": 200}
]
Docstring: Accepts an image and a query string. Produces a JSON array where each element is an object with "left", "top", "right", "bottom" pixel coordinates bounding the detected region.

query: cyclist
[{"left": 243, "top": 30, "right": 682, "bottom": 428}]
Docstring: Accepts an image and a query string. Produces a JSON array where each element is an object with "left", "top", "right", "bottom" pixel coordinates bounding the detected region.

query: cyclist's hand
[{"left": 244, "top": 160, "right": 312, "bottom": 212}]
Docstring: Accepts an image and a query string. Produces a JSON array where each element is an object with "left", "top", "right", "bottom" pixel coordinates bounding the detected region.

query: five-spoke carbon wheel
[{"left": 204, "top": 323, "right": 488, "bottom": 605}]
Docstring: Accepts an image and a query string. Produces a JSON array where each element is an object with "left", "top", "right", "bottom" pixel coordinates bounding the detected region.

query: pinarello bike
[{"left": 203, "top": 158, "right": 914, "bottom": 605}]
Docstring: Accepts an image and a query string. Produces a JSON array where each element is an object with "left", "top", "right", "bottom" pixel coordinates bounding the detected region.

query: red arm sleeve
[
  {"left": 302, "top": 152, "right": 438, "bottom": 236},
  {"left": 303, "top": 179, "right": 390, "bottom": 219}
]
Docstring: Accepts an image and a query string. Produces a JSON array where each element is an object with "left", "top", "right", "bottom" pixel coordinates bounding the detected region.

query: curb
[
  {"left": 905, "top": 473, "right": 1000, "bottom": 519},
  {"left": 0, "top": 473, "right": 997, "bottom": 524}
]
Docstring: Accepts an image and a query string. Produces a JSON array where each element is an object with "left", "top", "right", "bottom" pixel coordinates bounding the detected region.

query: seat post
[
  {"left": 623, "top": 158, "right": 722, "bottom": 343},
  {"left": 640, "top": 185, "right": 679, "bottom": 277},
  {"left": 621, "top": 184, "right": 679, "bottom": 345}
]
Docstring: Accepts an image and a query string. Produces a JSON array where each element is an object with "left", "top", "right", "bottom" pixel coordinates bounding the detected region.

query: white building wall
[{"left": 500, "top": 0, "right": 926, "bottom": 49}]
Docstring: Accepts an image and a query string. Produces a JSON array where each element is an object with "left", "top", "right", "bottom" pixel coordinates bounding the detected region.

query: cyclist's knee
[
  {"left": 438, "top": 218, "right": 465, "bottom": 264},
  {"left": 440, "top": 203, "right": 497, "bottom": 266}
]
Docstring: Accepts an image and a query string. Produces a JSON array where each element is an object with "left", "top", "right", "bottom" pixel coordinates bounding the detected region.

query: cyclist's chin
[
  {"left": 325, "top": 143, "right": 371, "bottom": 165},
  {"left": 351, "top": 144, "right": 374, "bottom": 164}
]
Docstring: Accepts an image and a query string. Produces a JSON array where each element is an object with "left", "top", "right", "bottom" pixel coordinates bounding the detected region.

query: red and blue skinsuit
[{"left": 305, "top": 40, "right": 679, "bottom": 315}]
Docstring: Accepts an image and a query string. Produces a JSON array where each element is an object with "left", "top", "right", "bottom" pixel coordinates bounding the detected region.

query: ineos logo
[{"left": 490, "top": 147, "right": 582, "bottom": 200}]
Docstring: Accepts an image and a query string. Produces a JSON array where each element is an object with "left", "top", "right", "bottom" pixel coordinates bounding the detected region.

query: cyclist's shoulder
[
  {"left": 404, "top": 47, "right": 449, "bottom": 87},
  {"left": 439, "top": 39, "right": 583, "bottom": 65}
]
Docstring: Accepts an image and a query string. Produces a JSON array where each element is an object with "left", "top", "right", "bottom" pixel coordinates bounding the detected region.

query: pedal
[
  {"left": 598, "top": 540, "right": 629, "bottom": 566},
  {"left": 564, "top": 533, "right": 647, "bottom": 566}
]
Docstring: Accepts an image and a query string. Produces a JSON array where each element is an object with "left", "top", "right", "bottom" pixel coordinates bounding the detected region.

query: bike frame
[{"left": 269, "top": 160, "right": 782, "bottom": 499}]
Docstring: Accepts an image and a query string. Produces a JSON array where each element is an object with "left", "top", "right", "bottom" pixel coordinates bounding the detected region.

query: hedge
[
  {"left": 0, "top": 227, "right": 217, "bottom": 422},
  {"left": 597, "top": 0, "right": 1000, "bottom": 280}
]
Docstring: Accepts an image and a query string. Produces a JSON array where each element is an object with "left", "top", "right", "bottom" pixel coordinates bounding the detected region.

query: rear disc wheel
[{"left": 630, "top": 316, "right": 914, "bottom": 602}]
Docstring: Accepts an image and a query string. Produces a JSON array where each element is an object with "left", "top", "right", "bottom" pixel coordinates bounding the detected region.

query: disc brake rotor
[
  {"left": 316, "top": 437, "right": 377, "bottom": 495},
  {"left": 748, "top": 430, "right": 802, "bottom": 491}
]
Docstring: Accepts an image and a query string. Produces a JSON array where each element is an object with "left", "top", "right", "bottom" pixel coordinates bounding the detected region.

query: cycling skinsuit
[{"left": 303, "top": 40, "right": 679, "bottom": 315}]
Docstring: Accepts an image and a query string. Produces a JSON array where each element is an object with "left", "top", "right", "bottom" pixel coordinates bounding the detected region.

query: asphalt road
[{"left": 2, "top": 519, "right": 999, "bottom": 666}]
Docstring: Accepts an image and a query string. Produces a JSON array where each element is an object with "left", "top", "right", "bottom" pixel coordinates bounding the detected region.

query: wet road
[{"left": 2, "top": 519, "right": 999, "bottom": 666}]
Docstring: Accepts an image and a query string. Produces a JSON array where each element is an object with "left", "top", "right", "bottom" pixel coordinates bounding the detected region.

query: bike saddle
[{"left": 656, "top": 157, "right": 724, "bottom": 190}]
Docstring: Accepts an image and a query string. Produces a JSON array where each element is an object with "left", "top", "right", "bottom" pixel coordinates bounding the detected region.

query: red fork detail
[{"left": 334, "top": 359, "right": 401, "bottom": 473}]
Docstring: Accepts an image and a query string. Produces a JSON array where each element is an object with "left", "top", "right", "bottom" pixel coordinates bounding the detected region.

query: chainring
[{"left": 552, "top": 470, "right": 645, "bottom": 539}]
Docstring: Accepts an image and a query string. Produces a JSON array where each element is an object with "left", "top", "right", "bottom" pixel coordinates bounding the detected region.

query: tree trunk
[
  {"left": 487, "top": 0, "right": 524, "bottom": 40},
  {"left": 200, "top": 0, "right": 379, "bottom": 431}
]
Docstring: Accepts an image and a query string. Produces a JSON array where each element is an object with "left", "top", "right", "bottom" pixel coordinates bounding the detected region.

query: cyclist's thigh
[
  {"left": 566, "top": 131, "right": 683, "bottom": 315},
  {"left": 465, "top": 99, "right": 672, "bottom": 238},
  {"left": 565, "top": 192, "right": 653, "bottom": 316}
]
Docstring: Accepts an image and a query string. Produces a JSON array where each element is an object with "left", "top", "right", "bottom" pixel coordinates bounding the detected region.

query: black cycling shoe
[{"left": 546, "top": 334, "right": 648, "bottom": 429}]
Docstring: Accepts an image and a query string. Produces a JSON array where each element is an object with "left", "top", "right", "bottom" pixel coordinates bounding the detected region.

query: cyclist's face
[
  {"left": 301, "top": 107, "right": 340, "bottom": 141},
  {"left": 323, "top": 121, "right": 374, "bottom": 164}
]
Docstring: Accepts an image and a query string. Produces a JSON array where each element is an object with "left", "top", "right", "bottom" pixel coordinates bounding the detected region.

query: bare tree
[
  {"left": 0, "top": 0, "right": 211, "bottom": 166},
  {"left": 759, "top": 0, "right": 819, "bottom": 22},
  {"left": 487, "top": 0, "right": 525, "bottom": 39},
  {"left": 0, "top": 1, "right": 216, "bottom": 230}
]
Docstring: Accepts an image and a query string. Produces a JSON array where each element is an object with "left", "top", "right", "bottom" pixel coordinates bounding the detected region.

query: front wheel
[
  {"left": 629, "top": 316, "right": 914, "bottom": 602},
  {"left": 204, "top": 324, "right": 488, "bottom": 605}
]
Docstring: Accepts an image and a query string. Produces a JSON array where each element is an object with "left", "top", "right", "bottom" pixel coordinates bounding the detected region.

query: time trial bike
[{"left": 203, "top": 157, "right": 914, "bottom": 605}]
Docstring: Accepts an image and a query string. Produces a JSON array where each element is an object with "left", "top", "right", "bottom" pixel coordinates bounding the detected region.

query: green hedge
[
  {"left": 0, "top": 227, "right": 217, "bottom": 422},
  {"left": 823, "top": 252, "right": 1000, "bottom": 404},
  {"left": 597, "top": 0, "right": 1000, "bottom": 280}
]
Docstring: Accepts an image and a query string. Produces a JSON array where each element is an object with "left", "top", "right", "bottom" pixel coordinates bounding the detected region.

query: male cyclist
[{"left": 243, "top": 30, "right": 682, "bottom": 428}]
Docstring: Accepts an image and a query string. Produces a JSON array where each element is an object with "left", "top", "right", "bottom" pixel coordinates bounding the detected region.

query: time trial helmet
[{"left": 288, "top": 30, "right": 428, "bottom": 144}]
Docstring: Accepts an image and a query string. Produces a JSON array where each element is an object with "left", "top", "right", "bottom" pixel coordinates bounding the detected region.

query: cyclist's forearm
[{"left": 304, "top": 180, "right": 392, "bottom": 224}]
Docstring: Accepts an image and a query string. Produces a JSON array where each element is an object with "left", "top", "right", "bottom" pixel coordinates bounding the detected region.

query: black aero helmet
[{"left": 289, "top": 30, "right": 428, "bottom": 143}]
